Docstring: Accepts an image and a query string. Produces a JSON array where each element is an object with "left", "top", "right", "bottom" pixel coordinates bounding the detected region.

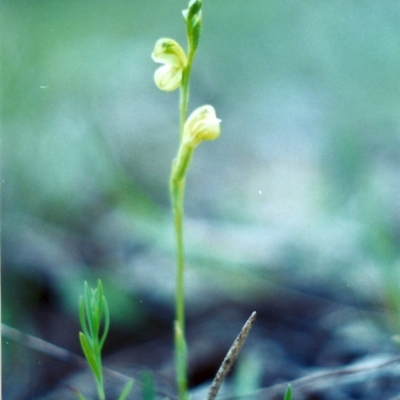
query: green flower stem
[
  {"left": 170, "top": 145, "right": 194, "bottom": 328},
  {"left": 170, "top": 143, "right": 194, "bottom": 400},
  {"left": 170, "top": 4, "right": 201, "bottom": 397},
  {"left": 179, "top": 47, "right": 196, "bottom": 141},
  {"left": 171, "top": 28, "right": 198, "bottom": 399}
]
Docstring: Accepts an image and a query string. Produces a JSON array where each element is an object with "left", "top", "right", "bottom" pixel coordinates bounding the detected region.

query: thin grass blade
[
  {"left": 283, "top": 384, "right": 292, "bottom": 400},
  {"left": 117, "top": 379, "right": 134, "bottom": 400}
]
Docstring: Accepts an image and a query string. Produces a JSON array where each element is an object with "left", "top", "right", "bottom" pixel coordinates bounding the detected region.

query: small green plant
[
  {"left": 283, "top": 384, "right": 292, "bottom": 400},
  {"left": 78, "top": 280, "right": 133, "bottom": 400},
  {"left": 152, "top": 1, "right": 220, "bottom": 399}
]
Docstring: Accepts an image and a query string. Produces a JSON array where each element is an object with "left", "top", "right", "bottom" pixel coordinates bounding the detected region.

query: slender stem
[
  {"left": 179, "top": 49, "right": 195, "bottom": 141},
  {"left": 172, "top": 46, "right": 196, "bottom": 400},
  {"left": 97, "top": 382, "right": 105, "bottom": 400},
  {"left": 172, "top": 175, "right": 186, "bottom": 329},
  {"left": 171, "top": 176, "right": 187, "bottom": 400},
  {"left": 170, "top": 144, "right": 193, "bottom": 400},
  {"left": 171, "top": 145, "right": 194, "bottom": 327},
  {"left": 179, "top": 79, "right": 188, "bottom": 141},
  {"left": 172, "top": 36, "right": 197, "bottom": 400},
  {"left": 96, "top": 349, "right": 105, "bottom": 400}
]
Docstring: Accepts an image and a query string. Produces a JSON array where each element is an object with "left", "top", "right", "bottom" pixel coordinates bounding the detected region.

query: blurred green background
[{"left": 2, "top": 0, "right": 400, "bottom": 396}]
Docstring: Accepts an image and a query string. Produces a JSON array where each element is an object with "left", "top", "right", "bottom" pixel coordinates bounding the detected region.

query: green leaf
[
  {"left": 73, "top": 391, "right": 90, "bottom": 400},
  {"left": 283, "top": 384, "right": 292, "bottom": 400},
  {"left": 84, "top": 282, "right": 95, "bottom": 338},
  {"left": 99, "top": 296, "right": 110, "bottom": 350},
  {"left": 79, "top": 295, "right": 89, "bottom": 338},
  {"left": 185, "top": 0, "right": 202, "bottom": 22},
  {"left": 117, "top": 379, "right": 134, "bottom": 400},
  {"left": 79, "top": 332, "right": 101, "bottom": 382},
  {"left": 141, "top": 371, "right": 156, "bottom": 400},
  {"left": 94, "top": 280, "right": 104, "bottom": 335},
  {"left": 183, "top": 0, "right": 202, "bottom": 51}
]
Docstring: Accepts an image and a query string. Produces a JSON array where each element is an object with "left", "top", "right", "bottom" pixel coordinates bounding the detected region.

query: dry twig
[{"left": 207, "top": 311, "right": 257, "bottom": 400}]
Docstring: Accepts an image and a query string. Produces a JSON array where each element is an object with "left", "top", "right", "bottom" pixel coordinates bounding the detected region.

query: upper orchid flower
[{"left": 152, "top": 38, "right": 187, "bottom": 91}]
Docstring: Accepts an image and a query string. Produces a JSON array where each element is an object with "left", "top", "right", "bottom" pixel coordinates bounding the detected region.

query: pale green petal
[
  {"left": 151, "top": 38, "right": 187, "bottom": 68},
  {"left": 183, "top": 105, "right": 221, "bottom": 147},
  {"left": 154, "top": 65, "right": 183, "bottom": 92}
]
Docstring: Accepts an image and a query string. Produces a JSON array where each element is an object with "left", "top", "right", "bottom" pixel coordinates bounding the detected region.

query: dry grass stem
[{"left": 207, "top": 311, "right": 257, "bottom": 400}]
